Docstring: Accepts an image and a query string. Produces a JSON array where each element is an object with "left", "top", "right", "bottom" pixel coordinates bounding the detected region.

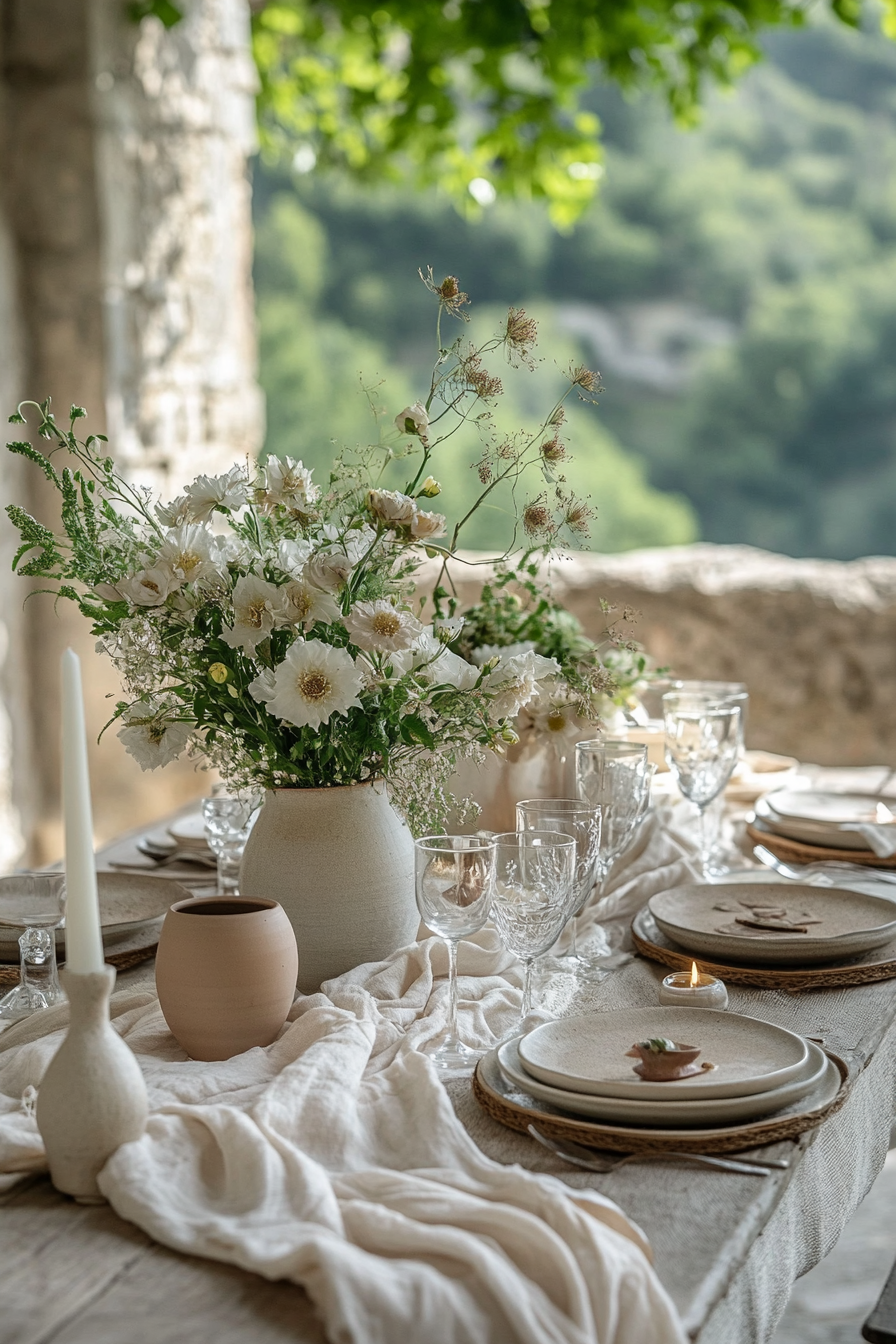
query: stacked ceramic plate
[
  {"left": 496, "top": 1007, "right": 828, "bottom": 1126},
  {"left": 167, "top": 812, "right": 214, "bottom": 858},
  {"left": 754, "top": 790, "right": 896, "bottom": 854},
  {"left": 647, "top": 882, "right": 896, "bottom": 965},
  {"left": 0, "top": 871, "right": 180, "bottom": 962}
]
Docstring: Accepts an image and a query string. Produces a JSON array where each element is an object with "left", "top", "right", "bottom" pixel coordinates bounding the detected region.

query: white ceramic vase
[{"left": 240, "top": 780, "right": 419, "bottom": 993}]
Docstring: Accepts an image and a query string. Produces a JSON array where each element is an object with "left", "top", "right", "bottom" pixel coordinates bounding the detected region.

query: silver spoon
[
  {"left": 527, "top": 1125, "right": 780, "bottom": 1176},
  {"left": 752, "top": 844, "right": 896, "bottom": 887}
]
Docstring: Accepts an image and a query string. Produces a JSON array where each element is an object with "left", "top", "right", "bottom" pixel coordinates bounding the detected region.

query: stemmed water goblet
[
  {"left": 574, "top": 740, "right": 654, "bottom": 973},
  {"left": 414, "top": 835, "right": 496, "bottom": 1072},
  {"left": 490, "top": 830, "right": 576, "bottom": 1026},
  {"left": 0, "top": 873, "right": 67, "bottom": 1019},
  {"left": 202, "top": 795, "right": 259, "bottom": 895},
  {"left": 514, "top": 799, "right": 602, "bottom": 977},
  {"left": 663, "top": 692, "right": 742, "bottom": 879},
  {"left": 675, "top": 682, "right": 749, "bottom": 873}
]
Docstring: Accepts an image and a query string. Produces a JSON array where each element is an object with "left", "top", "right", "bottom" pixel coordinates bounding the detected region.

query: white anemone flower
[
  {"left": 262, "top": 457, "right": 319, "bottom": 511},
  {"left": 155, "top": 495, "right": 193, "bottom": 527},
  {"left": 278, "top": 579, "right": 342, "bottom": 631},
  {"left": 483, "top": 650, "right": 561, "bottom": 719},
  {"left": 118, "top": 715, "right": 192, "bottom": 771},
  {"left": 525, "top": 682, "right": 577, "bottom": 735},
  {"left": 471, "top": 639, "right": 536, "bottom": 668},
  {"left": 394, "top": 402, "right": 430, "bottom": 444},
  {"left": 119, "top": 564, "right": 180, "bottom": 608},
  {"left": 344, "top": 600, "right": 423, "bottom": 653},
  {"left": 277, "top": 537, "right": 314, "bottom": 578},
  {"left": 257, "top": 639, "right": 364, "bottom": 730},
  {"left": 367, "top": 489, "right": 416, "bottom": 527},
  {"left": 409, "top": 509, "right": 446, "bottom": 541},
  {"left": 221, "top": 575, "right": 289, "bottom": 652},
  {"left": 305, "top": 549, "right": 353, "bottom": 592},
  {"left": 183, "top": 466, "right": 248, "bottom": 521},
  {"left": 156, "top": 525, "right": 223, "bottom": 585}
]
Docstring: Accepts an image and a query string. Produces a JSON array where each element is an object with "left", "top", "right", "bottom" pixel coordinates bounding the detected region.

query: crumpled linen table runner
[{"left": 0, "top": 813, "right": 692, "bottom": 1344}]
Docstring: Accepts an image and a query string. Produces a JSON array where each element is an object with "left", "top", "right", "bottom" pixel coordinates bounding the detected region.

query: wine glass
[
  {"left": 663, "top": 693, "right": 742, "bottom": 878},
  {"left": 514, "top": 799, "right": 602, "bottom": 975},
  {"left": 202, "top": 795, "right": 259, "bottom": 895},
  {"left": 574, "top": 740, "right": 653, "bottom": 972},
  {"left": 677, "top": 683, "right": 749, "bottom": 873},
  {"left": 491, "top": 831, "right": 576, "bottom": 1025},
  {"left": 414, "top": 835, "right": 496, "bottom": 1072},
  {"left": 0, "top": 873, "right": 67, "bottom": 1018}
]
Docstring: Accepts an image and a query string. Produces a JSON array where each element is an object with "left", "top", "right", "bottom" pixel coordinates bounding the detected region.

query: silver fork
[
  {"left": 527, "top": 1125, "right": 786, "bottom": 1177},
  {"left": 753, "top": 843, "right": 896, "bottom": 887}
]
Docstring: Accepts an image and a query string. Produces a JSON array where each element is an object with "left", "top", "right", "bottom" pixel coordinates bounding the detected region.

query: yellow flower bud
[
  {"left": 419, "top": 476, "right": 441, "bottom": 498},
  {"left": 501, "top": 725, "right": 520, "bottom": 744},
  {"left": 208, "top": 662, "right": 229, "bottom": 684}
]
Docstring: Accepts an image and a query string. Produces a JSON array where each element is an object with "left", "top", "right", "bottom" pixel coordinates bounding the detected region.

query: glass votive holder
[{"left": 659, "top": 962, "right": 728, "bottom": 1010}]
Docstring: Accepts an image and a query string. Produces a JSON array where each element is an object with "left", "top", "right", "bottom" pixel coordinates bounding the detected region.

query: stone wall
[{"left": 434, "top": 545, "right": 896, "bottom": 767}]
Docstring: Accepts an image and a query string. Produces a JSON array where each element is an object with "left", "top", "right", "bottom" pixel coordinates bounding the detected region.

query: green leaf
[{"left": 126, "top": 0, "right": 183, "bottom": 26}]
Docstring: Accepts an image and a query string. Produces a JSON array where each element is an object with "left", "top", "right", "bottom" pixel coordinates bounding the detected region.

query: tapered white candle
[{"left": 61, "top": 648, "right": 104, "bottom": 973}]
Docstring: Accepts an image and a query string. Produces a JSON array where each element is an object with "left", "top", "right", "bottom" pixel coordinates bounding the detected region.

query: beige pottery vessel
[
  {"left": 239, "top": 781, "right": 418, "bottom": 993},
  {"left": 155, "top": 896, "right": 298, "bottom": 1061}
]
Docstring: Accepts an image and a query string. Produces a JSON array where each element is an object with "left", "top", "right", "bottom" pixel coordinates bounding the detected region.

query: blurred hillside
[{"left": 253, "top": 16, "right": 896, "bottom": 559}]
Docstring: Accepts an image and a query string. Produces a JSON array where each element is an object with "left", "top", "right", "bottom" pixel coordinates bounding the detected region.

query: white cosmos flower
[
  {"left": 277, "top": 537, "right": 314, "bottom": 578},
  {"left": 394, "top": 402, "right": 430, "bottom": 444},
  {"left": 155, "top": 495, "right": 193, "bottom": 527},
  {"left": 278, "top": 579, "right": 342, "bottom": 630},
  {"left": 367, "top": 489, "right": 416, "bottom": 527},
  {"left": 118, "top": 715, "right": 192, "bottom": 770},
  {"left": 262, "top": 457, "right": 319, "bottom": 511},
  {"left": 156, "top": 525, "right": 223, "bottom": 585},
  {"left": 257, "top": 639, "right": 364, "bottom": 730},
  {"left": 119, "top": 564, "right": 180, "bottom": 608},
  {"left": 471, "top": 639, "right": 536, "bottom": 668},
  {"left": 305, "top": 549, "right": 353, "bottom": 592},
  {"left": 410, "top": 509, "right": 446, "bottom": 541},
  {"left": 344, "top": 600, "right": 423, "bottom": 653},
  {"left": 183, "top": 466, "right": 248, "bottom": 521},
  {"left": 221, "top": 575, "right": 289, "bottom": 652},
  {"left": 483, "top": 650, "right": 561, "bottom": 718}
]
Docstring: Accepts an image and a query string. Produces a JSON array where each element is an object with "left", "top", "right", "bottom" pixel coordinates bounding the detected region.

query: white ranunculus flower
[
  {"left": 471, "top": 639, "right": 536, "bottom": 668},
  {"left": 156, "top": 524, "right": 223, "bottom": 585},
  {"left": 409, "top": 509, "right": 446, "bottom": 541},
  {"left": 118, "top": 715, "right": 192, "bottom": 770},
  {"left": 276, "top": 537, "right": 314, "bottom": 578},
  {"left": 183, "top": 466, "right": 248, "bottom": 521},
  {"left": 258, "top": 639, "right": 364, "bottom": 730},
  {"left": 221, "top": 574, "right": 289, "bottom": 652},
  {"left": 305, "top": 549, "right": 353, "bottom": 592},
  {"left": 483, "top": 650, "right": 561, "bottom": 719},
  {"left": 344, "top": 600, "right": 423, "bottom": 653},
  {"left": 262, "top": 457, "right": 319, "bottom": 511},
  {"left": 155, "top": 495, "right": 193, "bottom": 527},
  {"left": 119, "top": 564, "right": 180, "bottom": 608},
  {"left": 278, "top": 579, "right": 342, "bottom": 631},
  {"left": 394, "top": 402, "right": 430, "bottom": 444},
  {"left": 367, "top": 489, "right": 416, "bottom": 527}
]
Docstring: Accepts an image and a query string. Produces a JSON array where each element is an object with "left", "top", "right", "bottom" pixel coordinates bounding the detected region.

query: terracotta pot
[
  {"left": 155, "top": 896, "right": 298, "bottom": 1061},
  {"left": 239, "top": 781, "right": 418, "bottom": 993}
]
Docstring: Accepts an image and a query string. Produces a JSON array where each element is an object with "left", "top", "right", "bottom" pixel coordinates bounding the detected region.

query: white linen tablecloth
[{"left": 0, "top": 813, "right": 692, "bottom": 1344}]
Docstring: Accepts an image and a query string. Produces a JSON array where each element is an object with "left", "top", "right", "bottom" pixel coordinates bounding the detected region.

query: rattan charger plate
[
  {"left": 472, "top": 1042, "right": 850, "bottom": 1155},
  {"left": 631, "top": 907, "right": 896, "bottom": 991},
  {"left": 746, "top": 819, "right": 896, "bottom": 869},
  {"left": 0, "top": 922, "right": 160, "bottom": 989}
]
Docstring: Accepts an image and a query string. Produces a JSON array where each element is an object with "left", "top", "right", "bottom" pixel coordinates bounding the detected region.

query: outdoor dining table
[{"left": 2, "top": 765, "right": 895, "bottom": 1344}]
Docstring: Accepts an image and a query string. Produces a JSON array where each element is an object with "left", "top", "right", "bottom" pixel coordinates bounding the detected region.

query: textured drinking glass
[
  {"left": 663, "top": 693, "right": 742, "bottom": 878},
  {"left": 515, "top": 799, "right": 602, "bottom": 970},
  {"left": 0, "top": 873, "right": 66, "bottom": 1018},
  {"left": 202, "top": 796, "right": 258, "bottom": 895},
  {"left": 491, "top": 831, "right": 576, "bottom": 1022},
  {"left": 415, "top": 835, "right": 496, "bottom": 1072}
]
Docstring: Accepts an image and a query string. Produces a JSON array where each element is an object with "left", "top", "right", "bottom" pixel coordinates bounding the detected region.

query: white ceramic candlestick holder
[{"left": 36, "top": 966, "right": 148, "bottom": 1204}]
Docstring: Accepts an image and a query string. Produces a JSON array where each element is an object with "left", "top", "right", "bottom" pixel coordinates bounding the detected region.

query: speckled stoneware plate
[
  {"left": 755, "top": 794, "right": 876, "bottom": 852},
  {"left": 517, "top": 1007, "right": 809, "bottom": 1100},
  {"left": 500, "top": 1035, "right": 827, "bottom": 1126},
  {"left": 0, "top": 872, "right": 184, "bottom": 961},
  {"left": 649, "top": 882, "right": 896, "bottom": 964}
]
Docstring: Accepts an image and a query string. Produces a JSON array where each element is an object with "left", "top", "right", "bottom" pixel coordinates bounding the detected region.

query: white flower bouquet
[{"left": 6, "top": 273, "right": 600, "bottom": 833}]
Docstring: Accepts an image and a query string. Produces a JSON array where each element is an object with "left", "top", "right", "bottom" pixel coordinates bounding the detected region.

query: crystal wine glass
[
  {"left": 515, "top": 799, "right": 602, "bottom": 975},
  {"left": 574, "top": 740, "right": 653, "bottom": 972},
  {"left": 414, "top": 834, "right": 496, "bottom": 1072},
  {"left": 676, "top": 682, "right": 749, "bottom": 873},
  {"left": 0, "top": 873, "right": 67, "bottom": 1019},
  {"left": 491, "top": 830, "right": 576, "bottom": 1025},
  {"left": 202, "top": 795, "right": 259, "bottom": 895},
  {"left": 663, "top": 693, "right": 742, "bottom": 878}
]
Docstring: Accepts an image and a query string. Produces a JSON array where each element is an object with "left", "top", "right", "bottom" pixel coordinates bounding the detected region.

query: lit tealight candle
[{"left": 659, "top": 961, "right": 728, "bottom": 1010}]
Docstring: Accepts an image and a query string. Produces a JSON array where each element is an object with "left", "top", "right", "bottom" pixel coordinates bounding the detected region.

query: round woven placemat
[
  {"left": 0, "top": 940, "right": 157, "bottom": 989},
  {"left": 631, "top": 907, "right": 896, "bottom": 991},
  {"left": 746, "top": 821, "right": 896, "bottom": 869},
  {"left": 472, "top": 1047, "right": 850, "bottom": 1155}
]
